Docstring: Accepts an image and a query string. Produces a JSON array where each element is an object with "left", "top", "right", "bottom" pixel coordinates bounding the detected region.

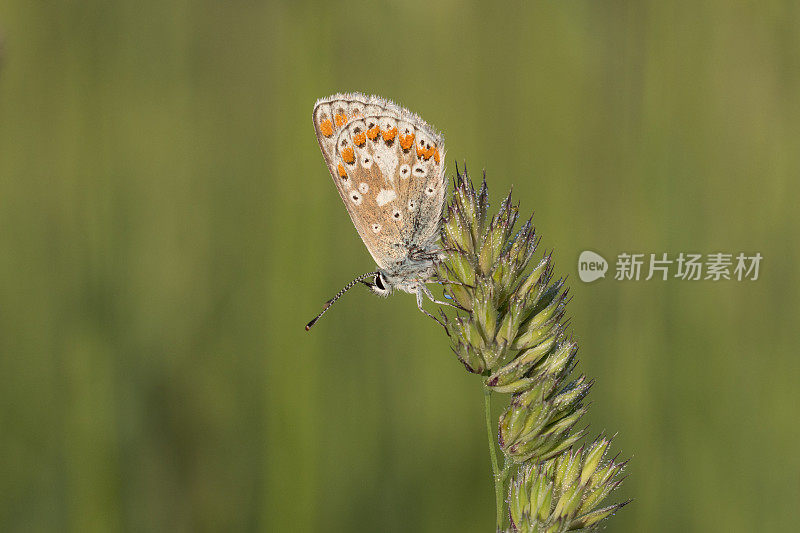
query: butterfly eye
[{"left": 374, "top": 274, "right": 385, "bottom": 291}]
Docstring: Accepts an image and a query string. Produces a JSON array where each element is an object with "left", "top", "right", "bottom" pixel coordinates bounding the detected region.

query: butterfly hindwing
[{"left": 313, "top": 93, "right": 446, "bottom": 270}]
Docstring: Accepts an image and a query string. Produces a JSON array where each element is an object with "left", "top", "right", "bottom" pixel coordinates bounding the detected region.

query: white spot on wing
[
  {"left": 374, "top": 145, "right": 398, "bottom": 180},
  {"left": 371, "top": 223, "right": 382, "bottom": 233},
  {"left": 380, "top": 117, "right": 396, "bottom": 132},
  {"left": 359, "top": 182, "right": 369, "bottom": 194},
  {"left": 417, "top": 133, "right": 430, "bottom": 150},
  {"left": 376, "top": 189, "right": 397, "bottom": 206}
]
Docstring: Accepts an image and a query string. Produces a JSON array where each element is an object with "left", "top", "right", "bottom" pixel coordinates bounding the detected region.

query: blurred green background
[{"left": 1, "top": 1, "right": 799, "bottom": 531}]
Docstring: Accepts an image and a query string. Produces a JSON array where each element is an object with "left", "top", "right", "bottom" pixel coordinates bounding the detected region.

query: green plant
[{"left": 436, "top": 167, "right": 630, "bottom": 532}]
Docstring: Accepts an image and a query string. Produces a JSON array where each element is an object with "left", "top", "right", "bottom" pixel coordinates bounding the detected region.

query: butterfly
[{"left": 305, "top": 93, "right": 453, "bottom": 330}]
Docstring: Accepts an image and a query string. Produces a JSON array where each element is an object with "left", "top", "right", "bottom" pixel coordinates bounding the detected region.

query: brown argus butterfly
[{"left": 306, "top": 93, "right": 451, "bottom": 330}]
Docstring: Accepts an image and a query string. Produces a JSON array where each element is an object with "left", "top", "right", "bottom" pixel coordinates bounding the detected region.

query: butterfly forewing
[{"left": 313, "top": 93, "right": 446, "bottom": 270}]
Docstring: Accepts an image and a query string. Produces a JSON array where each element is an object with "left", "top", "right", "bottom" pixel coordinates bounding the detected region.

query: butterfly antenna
[{"left": 305, "top": 272, "right": 378, "bottom": 331}]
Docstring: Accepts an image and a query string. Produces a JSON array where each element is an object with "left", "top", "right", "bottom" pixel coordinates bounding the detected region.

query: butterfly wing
[{"left": 313, "top": 93, "right": 446, "bottom": 270}]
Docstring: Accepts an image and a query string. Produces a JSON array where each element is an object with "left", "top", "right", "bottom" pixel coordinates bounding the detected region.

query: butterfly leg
[
  {"left": 416, "top": 289, "right": 448, "bottom": 328},
  {"left": 421, "top": 284, "right": 467, "bottom": 311},
  {"left": 403, "top": 278, "right": 467, "bottom": 311}
]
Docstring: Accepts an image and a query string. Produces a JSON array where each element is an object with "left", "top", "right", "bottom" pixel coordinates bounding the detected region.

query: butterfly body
[{"left": 308, "top": 93, "right": 449, "bottom": 328}]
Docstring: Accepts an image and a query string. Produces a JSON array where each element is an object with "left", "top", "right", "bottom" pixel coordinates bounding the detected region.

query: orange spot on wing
[
  {"left": 366, "top": 125, "right": 380, "bottom": 140},
  {"left": 341, "top": 147, "right": 355, "bottom": 164},
  {"left": 335, "top": 112, "right": 347, "bottom": 127},
  {"left": 416, "top": 145, "right": 435, "bottom": 160},
  {"left": 352, "top": 132, "right": 366, "bottom": 146},
  {"left": 400, "top": 133, "right": 415, "bottom": 151},
  {"left": 337, "top": 163, "right": 347, "bottom": 178},
  {"left": 320, "top": 119, "right": 333, "bottom": 137},
  {"left": 381, "top": 127, "right": 398, "bottom": 142},
  {"left": 434, "top": 148, "right": 441, "bottom": 163}
]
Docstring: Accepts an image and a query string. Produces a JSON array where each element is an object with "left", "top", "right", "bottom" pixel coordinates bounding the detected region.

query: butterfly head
[
  {"left": 362, "top": 271, "right": 393, "bottom": 297},
  {"left": 305, "top": 270, "right": 392, "bottom": 330}
]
